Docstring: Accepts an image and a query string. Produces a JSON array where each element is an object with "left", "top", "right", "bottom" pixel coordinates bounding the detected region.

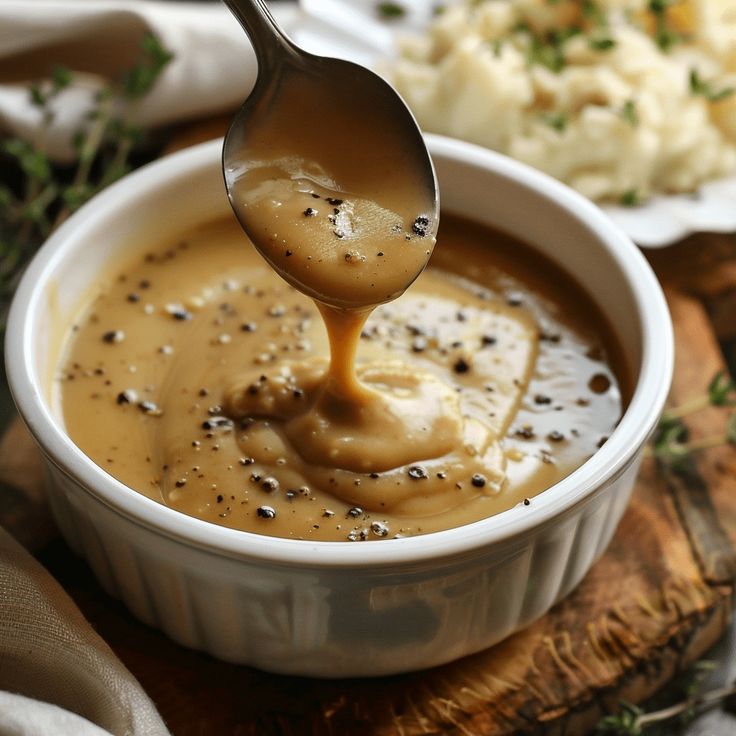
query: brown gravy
[
  {"left": 59, "top": 214, "right": 623, "bottom": 541},
  {"left": 227, "top": 140, "right": 440, "bottom": 485}
]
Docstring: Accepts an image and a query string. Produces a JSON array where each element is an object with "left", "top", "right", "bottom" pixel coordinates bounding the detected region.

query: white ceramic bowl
[{"left": 5, "top": 135, "right": 673, "bottom": 677}]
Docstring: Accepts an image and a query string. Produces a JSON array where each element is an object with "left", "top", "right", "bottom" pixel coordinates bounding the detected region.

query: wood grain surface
[{"left": 2, "top": 122, "right": 736, "bottom": 734}]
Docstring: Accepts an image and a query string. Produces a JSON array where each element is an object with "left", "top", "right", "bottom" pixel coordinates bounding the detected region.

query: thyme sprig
[
  {"left": 596, "top": 678, "right": 736, "bottom": 735},
  {"left": 0, "top": 32, "right": 173, "bottom": 328},
  {"left": 663, "top": 371, "right": 736, "bottom": 420},
  {"left": 651, "top": 371, "right": 736, "bottom": 472}
]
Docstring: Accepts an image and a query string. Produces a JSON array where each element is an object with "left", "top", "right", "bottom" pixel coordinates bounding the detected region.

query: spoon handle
[{"left": 222, "top": 0, "right": 294, "bottom": 70}]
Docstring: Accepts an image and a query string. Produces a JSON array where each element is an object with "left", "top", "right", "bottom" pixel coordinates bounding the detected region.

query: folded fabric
[
  {"left": 0, "top": 693, "right": 112, "bottom": 736},
  {"left": 0, "top": 525, "right": 170, "bottom": 735},
  {"left": 0, "top": 0, "right": 259, "bottom": 162},
  {"left": 0, "top": 4, "right": 265, "bottom": 732}
]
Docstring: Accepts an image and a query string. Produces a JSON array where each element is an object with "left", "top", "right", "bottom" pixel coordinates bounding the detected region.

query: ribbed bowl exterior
[{"left": 44, "top": 455, "right": 640, "bottom": 676}]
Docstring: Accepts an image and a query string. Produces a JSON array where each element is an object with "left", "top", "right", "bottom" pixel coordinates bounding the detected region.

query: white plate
[{"left": 291, "top": 0, "right": 736, "bottom": 248}]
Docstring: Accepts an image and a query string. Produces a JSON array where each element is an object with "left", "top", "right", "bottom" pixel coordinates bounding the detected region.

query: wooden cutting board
[{"left": 3, "top": 121, "right": 736, "bottom": 735}]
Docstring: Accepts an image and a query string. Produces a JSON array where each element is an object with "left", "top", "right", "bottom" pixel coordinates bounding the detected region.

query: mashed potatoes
[{"left": 391, "top": 0, "right": 736, "bottom": 202}]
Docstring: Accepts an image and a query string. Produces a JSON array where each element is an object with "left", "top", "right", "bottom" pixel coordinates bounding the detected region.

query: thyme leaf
[
  {"left": 121, "top": 33, "right": 174, "bottom": 99},
  {"left": 621, "top": 99, "right": 639, "bottom": 127},
  {"left": 690, "top": 69, "right": 736, "bottom": 102},
  {"left": 652, "top": 418, "right": 690, "bottom": 472},
  {"left": 648, "top": 0, "right": 685, "bottom": 52},
  {"left": 589, "top": 37, "right": 616, "bottom": 51},
  {"left": 0, "top": 33, "right": 173, "bottom": 333},
  {"left": 707, "top": 370, "right": 736, "bottom": 406},
  {"left": 524, "top": 26, "right": 581, "bottom": 73},
  {"left": 620, "top": 189, "right": 642, "bottom": 206},
  {"left": 376, "top": 2, "right": 406, "bottom": 19},
  {"left": 595, "top": 701, "right": 644, "bottom": 735},
  {"left": 539, "top": 111, "right": 568, "bottom": 131}
]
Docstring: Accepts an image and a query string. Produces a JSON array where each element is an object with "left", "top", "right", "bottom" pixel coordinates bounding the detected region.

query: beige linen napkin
[
  {"left": 0, "top": 3, "right": 259, "bottom": 731},
  {"left": 0, "top": 3, "right": 278, "bottom": 732},
  {"left": 0, "top": 0, "right": 259, "bottom": 162},
  {"left": 0, "top": 3, "right": 274, "bottom": 730},
  {"left": 0, "top": 525, "right": 170, "bottom": 735}
]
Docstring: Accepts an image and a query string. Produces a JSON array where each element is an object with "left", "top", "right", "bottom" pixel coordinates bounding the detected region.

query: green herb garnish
[
  {"left": 652, "top": 417, "right": 691, "bottom": 472},
  {"left": 540, "top": 112, "right": 568, "bottom": 132},
  {"left": 525, "top": 26, "right": 581, "bottom": 73},
  {"left": 0, "top": 32, "right": 173, "bottom": 333},
  {"left": 648, "top": 0, "right": 685, "bottom": 52},
  {"left": 121, "top": 32, "right": 174, "bottom": 99},
  {"left": 596, "top": 701, "right": 644, "bottom": 735},
  {"left": 651, "top": 370, "right": 736, "bottom": 473},
  {"left": 621, "top": 99, "right": 639, "bottom": 127},
  {"left": 707, "top": 370, "right": 736, "bottom": 406},
  {"left": 595, "top": 678, "right": 736, "bottom": 735},
  {"left": 377, "top": 2, "right": 406, "bottom": 19},
  {"left": 689, "top": 69, "right": 736, "bottom": 102},
  {"left": 589, "top": 37, "right": 616, "bottom": 51},
  {"left": 663, "top": 370, "right": 736, "bottom": 422},
  {"left": 619, "top": 189, "right": 642, "bottom": 206}
]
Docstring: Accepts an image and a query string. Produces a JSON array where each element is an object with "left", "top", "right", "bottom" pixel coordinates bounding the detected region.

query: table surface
[{"left": 644, "top": 235, "right": 736, "bottom": 736}]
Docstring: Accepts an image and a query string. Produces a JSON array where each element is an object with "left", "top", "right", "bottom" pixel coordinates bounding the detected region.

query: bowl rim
[{"left": 5, "top": 134, "right": 673, "bottom": 568}]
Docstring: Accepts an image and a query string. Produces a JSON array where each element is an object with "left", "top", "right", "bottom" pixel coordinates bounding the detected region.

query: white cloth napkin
[
  {"left": 0, "top": 0, "right": 261, "bottom": 162},
  {"left": 0, "top": 526, "right": 170, "bottom": 735},
  {"left": 0, "top": 693, "right": 114, "bottom": 736}
]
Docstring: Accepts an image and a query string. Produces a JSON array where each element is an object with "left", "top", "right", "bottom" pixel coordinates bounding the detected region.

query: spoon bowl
[{"left": 221, "top": 0, "right": 439, "bottom": 310}]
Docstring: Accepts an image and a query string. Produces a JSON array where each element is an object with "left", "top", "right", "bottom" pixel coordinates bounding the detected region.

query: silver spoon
[{"left": 220, "top": 0, "right": 439, "bottom": 308}]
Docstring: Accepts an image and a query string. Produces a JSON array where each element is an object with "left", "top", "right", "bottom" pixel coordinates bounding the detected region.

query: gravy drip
[
  {"left": 60, "top": 216, "right": 623, "bottom": 541},
  {"left": 227, "top": 124, "right": 447, "bottom": 481},
  {"left": 224, "top": 68, "right": 453, "bottom": 483}
]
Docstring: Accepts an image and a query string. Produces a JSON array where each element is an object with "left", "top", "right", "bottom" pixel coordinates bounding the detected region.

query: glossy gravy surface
[
  {"left": 60, "top": 214, "right": 622, "bottom": 541},
  {"left": 228, "top": 161, "right": 446, "bottom": 482}
]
